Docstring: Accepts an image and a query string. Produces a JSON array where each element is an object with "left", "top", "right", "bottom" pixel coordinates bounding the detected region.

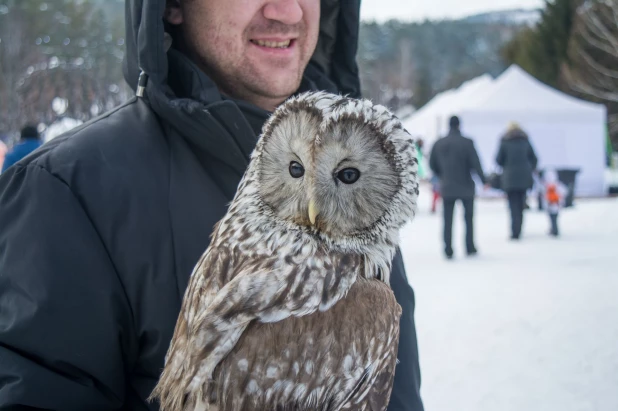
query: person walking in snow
[
  {"left": 430, "top": 115, "right": 487, "bottom": 259},
  {"left": 496, "top": 122, "right": 538, "bottom": 240},
  {"left": 542, "top": 169, "right": 567, "bottom": 237},
  {"left": 430, "top": 174, "right": 441, "bottom": 214},
  {"left": 415, "top": 138, "right": 427, "bottom": 180}
]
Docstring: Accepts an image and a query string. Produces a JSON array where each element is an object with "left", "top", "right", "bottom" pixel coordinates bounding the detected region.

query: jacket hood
[{"left": 122, "top": 0, "right": 362, "bottom": 102}]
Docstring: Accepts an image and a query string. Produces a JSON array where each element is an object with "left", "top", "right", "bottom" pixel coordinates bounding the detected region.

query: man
[
  {"left": 0, "top": 1, "right": 424, "bottom": 410},
  {"left": 1, "top": 125, "right": 42, "bottom": 173},
  {"left": 429, "top": 116, "right": 486, "bottom": 259}
]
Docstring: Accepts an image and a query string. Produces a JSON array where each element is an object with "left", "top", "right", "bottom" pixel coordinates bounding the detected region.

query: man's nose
[{"left": 263, "top": 0, "right": 303, "bottom": 26}]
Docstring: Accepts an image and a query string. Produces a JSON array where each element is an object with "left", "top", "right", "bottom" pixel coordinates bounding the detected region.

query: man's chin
[{"left": 251, "top": 78, "right": 303, "bottom": 104}]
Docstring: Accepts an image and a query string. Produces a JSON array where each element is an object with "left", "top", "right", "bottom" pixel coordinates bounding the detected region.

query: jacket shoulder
[
  {"left": 6, "top": 98, "right": 171, "bottom": 218},
  {"left": 23, "top": 98, "right": 167, "bottom": 180},
  {"left": 462, "top": 135, "right": 475, "bottom": 145}
]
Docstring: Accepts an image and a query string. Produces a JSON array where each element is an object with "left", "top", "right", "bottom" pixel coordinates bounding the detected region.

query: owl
[{"left": 151, "top": 91, "right": 420, "bottom": 411}]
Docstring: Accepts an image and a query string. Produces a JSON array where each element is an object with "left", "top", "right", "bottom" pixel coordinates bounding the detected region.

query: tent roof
[
  {"left": 411, "top": 74, "right": 494, "bottom": 121},
  {"left": 444, "top": 74, "right": 495, "bottom": 109},
  {"left": 403, "top": 74, "right": 494, "bottom": 140},
  {"left": 466, "top": 65, "right": 604, "bottom": 114}
]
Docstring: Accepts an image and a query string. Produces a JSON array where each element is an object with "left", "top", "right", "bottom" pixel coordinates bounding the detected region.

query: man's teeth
[{"left": 252, "top": 39, "right": 291, "bottom": 48}]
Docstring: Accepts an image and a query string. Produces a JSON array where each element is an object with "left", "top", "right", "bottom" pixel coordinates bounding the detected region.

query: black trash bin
[{"left": 540, "top": 168, "right": 580, "bottom": 208}]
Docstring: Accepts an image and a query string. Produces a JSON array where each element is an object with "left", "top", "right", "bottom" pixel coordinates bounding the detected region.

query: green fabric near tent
[{"left": 606, "top": 125, "right": 614, "bottom": 164}]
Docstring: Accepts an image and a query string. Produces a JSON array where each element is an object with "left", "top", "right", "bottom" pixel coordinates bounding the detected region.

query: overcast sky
[{"left": 360, "top": 0, "right": 544, "bottom": 22}]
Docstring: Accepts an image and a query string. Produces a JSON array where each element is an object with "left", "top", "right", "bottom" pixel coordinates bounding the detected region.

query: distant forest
[{"left": 358, "top": 17, "right": 529, "bottom": 112}]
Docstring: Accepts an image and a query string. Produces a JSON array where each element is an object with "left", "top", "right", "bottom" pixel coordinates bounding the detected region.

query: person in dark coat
[
  {"left": 0, "top": 1, "right": 424, "bottom": 410},
  {"left": 1, "top": 125, "right": 42, "bottom": 172},
  {"left": 496, "top": 122, "right": 538, "bottom": 240},
  {"left": 429, "top": 116, "right": 487, "bottom": 259}
]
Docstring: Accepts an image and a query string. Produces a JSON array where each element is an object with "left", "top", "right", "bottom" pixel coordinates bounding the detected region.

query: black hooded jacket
[
  {"left": 429, "top": 129, "right": 486, "bottom": 199},
  {"left": 0, "top": 1, "right": 423, "bottom": 410}
]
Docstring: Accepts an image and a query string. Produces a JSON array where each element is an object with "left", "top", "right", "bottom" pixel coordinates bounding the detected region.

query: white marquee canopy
[
  {"left": 460, "top": 65, "right": 606, "bottom": 197},
  {"left": 404, "top": 65, "right": 607, "bottom": 196}
]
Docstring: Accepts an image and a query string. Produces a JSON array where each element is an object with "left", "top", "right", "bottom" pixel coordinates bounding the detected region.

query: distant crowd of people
[
  {"left": 0, "top": 125, "right": 42, "bottom": 173},
  {"left": 420, "top": 116, "right": 567, "bottom": 259}
]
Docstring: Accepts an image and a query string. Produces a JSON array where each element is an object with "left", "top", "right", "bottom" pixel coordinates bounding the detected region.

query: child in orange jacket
[{"left": 542, "top": 169, "right": 568, "bottom": 237}]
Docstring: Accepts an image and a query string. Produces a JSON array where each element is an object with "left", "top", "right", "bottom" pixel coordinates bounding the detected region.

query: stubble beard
[{"left": 197, "top": 19, "right": 314, "bottom": 110}]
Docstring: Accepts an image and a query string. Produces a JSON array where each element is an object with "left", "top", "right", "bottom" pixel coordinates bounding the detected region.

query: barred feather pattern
[{"left": 150, "top": 91, "right": 419, "bottom": 411}]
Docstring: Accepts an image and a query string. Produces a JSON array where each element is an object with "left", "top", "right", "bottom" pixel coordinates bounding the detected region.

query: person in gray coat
[
  {"left": 430, "top": 116, "right": 487, "bottom": 259},
  {"left": 496, "top": 122, "right": 538, "bottom": 240}
]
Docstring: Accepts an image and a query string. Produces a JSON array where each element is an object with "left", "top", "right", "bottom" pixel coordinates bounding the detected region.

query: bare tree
[
  {"left": 562, "top": 0, "right": 618, "bottom": 138},
  {"left": 0, "top": 0, "right": 128, "bottom": 139}
]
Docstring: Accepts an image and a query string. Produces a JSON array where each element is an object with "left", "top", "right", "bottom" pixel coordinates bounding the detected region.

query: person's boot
[{"left": 512, "top": 225, "right": 522, "bottom": 240}]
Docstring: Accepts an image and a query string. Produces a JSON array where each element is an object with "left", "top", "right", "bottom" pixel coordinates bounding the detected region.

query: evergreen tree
[
  {"left": 502, "top": 0, "right": 580, "bottom": 87},
  {"left": 359, "top": 18, "right": 524, "bottom": 111}
]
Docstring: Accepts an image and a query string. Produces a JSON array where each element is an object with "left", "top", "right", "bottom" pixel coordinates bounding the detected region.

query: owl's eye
[
  {"left": 289, "top": 161, "right": 305, "bottom": 178},
  {"left": 337, "top": 168, "right": 361, "bottom": 184}
]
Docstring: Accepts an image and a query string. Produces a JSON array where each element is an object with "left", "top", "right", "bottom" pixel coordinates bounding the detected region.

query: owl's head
[{"left": 250, "top": 92, "right": 418, "bottom": 246}]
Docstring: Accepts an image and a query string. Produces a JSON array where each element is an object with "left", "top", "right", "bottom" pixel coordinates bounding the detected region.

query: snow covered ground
[{"left": 400, "top": 183, "right": 618, "bottom": 411}]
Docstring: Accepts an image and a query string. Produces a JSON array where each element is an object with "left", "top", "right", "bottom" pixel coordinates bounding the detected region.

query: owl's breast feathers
[{"left": 152, "top": 243, "right": 402, "bottom": 411}]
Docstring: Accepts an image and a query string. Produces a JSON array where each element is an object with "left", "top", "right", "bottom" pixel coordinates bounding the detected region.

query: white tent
[
  {"left": 459, "top": 65, "right": 607, "bottom": 197},
  {"left": 403, "top": 74, "right": 495, "bottom": 147}
]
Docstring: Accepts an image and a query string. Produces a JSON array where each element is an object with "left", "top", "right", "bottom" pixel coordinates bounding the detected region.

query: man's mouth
[{"left": 250, "top": 39, "right": 293, "bottom": 49}]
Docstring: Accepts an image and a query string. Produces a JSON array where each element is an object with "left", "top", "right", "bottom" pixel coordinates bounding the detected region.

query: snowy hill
[{"left": 463, "top": 9, "right": 541, "bottom": 26}]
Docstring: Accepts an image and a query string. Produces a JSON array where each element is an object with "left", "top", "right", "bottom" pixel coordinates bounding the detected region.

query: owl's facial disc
[
  {"left": 309, "top": 122, "right": 400, "bottom": 237},
  {"left": 257, "top": 110, "right": 320, "bottom": 228},
  {"left": 257, "top": 110, "right": 400, "bottom": 239}
]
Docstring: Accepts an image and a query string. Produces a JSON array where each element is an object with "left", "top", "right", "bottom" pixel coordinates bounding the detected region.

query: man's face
[{"left": 167, "top": 0, "right": 320, "bottom": 111}]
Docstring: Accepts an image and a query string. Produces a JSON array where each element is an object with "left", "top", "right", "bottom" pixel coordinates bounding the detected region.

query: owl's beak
[{"left": 308, "top": 199, "right": 320, "bottom": 226}]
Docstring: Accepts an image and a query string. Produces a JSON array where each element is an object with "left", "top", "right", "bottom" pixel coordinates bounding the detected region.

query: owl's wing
[
  {"left": 150, "top": 245, "right": 235, "bottom": 411},
  {"left": 154, "top": 252, "right": 359, "bottom": 411},
  {"left": 339, "top": 283, "right": 401, "bottom": 411},
  {"left": 341, "top": 336, "right": 400, "bottom": 411}
]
